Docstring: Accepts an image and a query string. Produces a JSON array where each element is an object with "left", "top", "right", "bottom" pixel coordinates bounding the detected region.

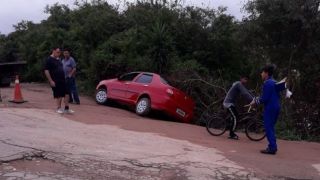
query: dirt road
[{"left": 0, "top": 83, "right": 319, "bottom": 179}]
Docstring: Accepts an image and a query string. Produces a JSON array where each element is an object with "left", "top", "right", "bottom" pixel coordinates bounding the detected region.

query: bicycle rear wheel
[
  {"left": 245, "top": 119, "right": 266, "bottom": 141},
  {"left": 206, "top": 114, "right": 227, "bottom": 136}
]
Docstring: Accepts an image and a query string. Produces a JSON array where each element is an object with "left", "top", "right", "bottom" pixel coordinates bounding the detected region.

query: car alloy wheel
[
  {"left": 96, "top": 88, "right": 107, "bottom": 104},
  {"left": 136, "top": 97, "right": 151, "bottom": 116}
]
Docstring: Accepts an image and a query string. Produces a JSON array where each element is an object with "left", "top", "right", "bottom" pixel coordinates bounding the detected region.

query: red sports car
[{"left": 95, "top": 72, "right": 195, "bottom": 123}]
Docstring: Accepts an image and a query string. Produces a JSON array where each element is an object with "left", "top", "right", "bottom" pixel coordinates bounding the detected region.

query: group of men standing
[{"left": 44, "top": 47, "right": 80, "bottom": 114}]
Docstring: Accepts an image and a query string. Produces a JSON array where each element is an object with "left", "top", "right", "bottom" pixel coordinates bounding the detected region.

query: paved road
[{"left": 0, "top": 83, "right": 319, "bottom": 180}]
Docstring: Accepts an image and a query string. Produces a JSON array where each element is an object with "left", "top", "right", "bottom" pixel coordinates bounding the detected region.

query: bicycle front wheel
[
  {"left": 206, "top": 115, "right": 227, "bottom": 136},
  {"left": 245, "top": 119, "right": 266, "bottom": 141}
]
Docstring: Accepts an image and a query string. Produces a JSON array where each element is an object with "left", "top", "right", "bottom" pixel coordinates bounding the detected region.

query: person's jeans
[{"left": 66, "top": 77, "right": 80, "bottom": 104}]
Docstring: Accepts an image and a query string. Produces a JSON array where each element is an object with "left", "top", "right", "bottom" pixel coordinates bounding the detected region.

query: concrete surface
[{"left": 0, "top": 108, "right": 255, "bottom": 180}]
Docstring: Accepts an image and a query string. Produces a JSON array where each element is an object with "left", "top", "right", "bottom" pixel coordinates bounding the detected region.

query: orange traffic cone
[{"left": 9, "top": 75, "right": 27, "bottom": 103}]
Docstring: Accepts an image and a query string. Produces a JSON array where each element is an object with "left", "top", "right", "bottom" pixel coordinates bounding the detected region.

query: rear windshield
[{"left": 160, "top": 77, "right": 170, "bottom": 85}]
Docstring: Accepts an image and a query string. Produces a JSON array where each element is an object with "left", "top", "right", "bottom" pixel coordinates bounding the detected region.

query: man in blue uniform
[{"left": 249, "top": 64, "right": 280, "bottom": 155}]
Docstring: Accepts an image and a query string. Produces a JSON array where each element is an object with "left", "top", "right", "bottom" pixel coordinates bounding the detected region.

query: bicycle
[{"left": 204, "top": 106, "right": 266, "bottom": 141}]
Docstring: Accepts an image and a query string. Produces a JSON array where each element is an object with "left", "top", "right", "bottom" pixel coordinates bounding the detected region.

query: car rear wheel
[
  {"left": 135, "top": 97, "right": 151, "bottom": 116},
  {"left": 96, "top": 88, "right": 108, "bottom": 105}
]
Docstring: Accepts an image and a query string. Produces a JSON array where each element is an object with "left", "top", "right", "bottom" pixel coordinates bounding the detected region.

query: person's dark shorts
[{"left": 51, "top": 81, "right": 69, "bottom": 98}]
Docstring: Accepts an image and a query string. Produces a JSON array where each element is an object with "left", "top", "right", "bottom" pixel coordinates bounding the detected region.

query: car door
[
  {"left": 109, "top": 72, "right": 140, "bottom": 100},
  {"left": 125, "top": 73, "right": 153, "bottom": 104}
]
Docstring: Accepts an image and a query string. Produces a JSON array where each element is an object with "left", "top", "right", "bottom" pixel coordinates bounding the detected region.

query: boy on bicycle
[{"left": 223, "top": 75, "right": 254, "bottom": 140}]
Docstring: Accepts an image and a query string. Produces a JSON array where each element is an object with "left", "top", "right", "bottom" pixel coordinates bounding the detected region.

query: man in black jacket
[{"left": 44, "top": 47, "right": 74, "bottom": 114}]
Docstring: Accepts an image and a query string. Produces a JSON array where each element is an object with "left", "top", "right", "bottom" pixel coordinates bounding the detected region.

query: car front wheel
[
  {"left": 95, "top": 88, "right": 108, "bottom": 105},
  {"left": 135, "top": 97, "right": 151, "bottom": 116}
]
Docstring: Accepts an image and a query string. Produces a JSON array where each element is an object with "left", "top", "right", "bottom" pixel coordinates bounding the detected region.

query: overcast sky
[{"left": 0, "top": 0, "right": 248, "bottom": 35}]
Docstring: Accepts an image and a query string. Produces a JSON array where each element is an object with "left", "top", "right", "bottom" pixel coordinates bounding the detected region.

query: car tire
[
  {"left": 95, "top": 88, "right": 108, "bottom": 105},
  {"left": 135, "top": 97, "right": 151, "bottom": 116}
]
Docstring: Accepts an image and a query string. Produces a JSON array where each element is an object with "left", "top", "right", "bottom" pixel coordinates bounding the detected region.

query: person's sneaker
[
  {"left": 56, "top": 108, "right": 64, "bottom": 114},
  {"left": 64, "top": 109, "right": 75, "bottom": 114},
  {"left": 228, "top": 134, "right": 239, "bottom": 140},
  {"left": 260, "top": 148, "right": 277, "bottom": 155}
]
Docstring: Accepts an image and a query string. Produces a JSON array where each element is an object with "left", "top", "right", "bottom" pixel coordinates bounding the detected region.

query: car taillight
[{"left": 166, "top": 89, "right": 174, "bottom": 96}]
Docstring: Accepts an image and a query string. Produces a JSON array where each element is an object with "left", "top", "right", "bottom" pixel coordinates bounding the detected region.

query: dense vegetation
[{"left": 0, "top": 0, "right": 319, "bottom": 141}]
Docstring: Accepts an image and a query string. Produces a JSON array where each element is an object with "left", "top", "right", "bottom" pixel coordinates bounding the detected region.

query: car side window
[
  {"left": 119, "top": 73, "right": 140, "bottom": 81},
  {"left": 135, "top": 74, "right": 153, "bottom": 84}
]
